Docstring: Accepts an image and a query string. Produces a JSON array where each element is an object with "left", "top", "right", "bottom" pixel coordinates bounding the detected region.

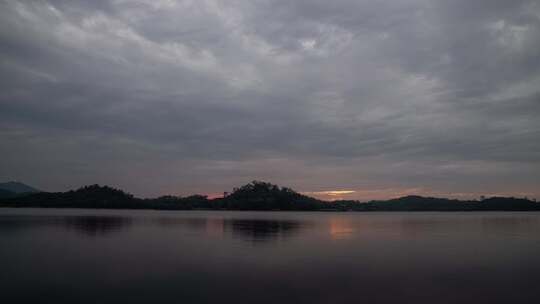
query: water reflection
[
  {"left": 329, "top": 218, "right": 354, "bottom": 240},
  {"left": 153, "top": 217, "right": 306, "bottom": 243},
  {"left": 226, "top": 219, "right": 304, "bottom": 243},
  {"left": 0, "top": 215, "right": 132, "bottom": 237},
  {"left": 2, "top": 210, "right": 540, "bottom": 304},
  {"left": 61, "top": 216, "right": 132, "bottom": 237},
  {"left": 0, "top": 215, "right": 41, "bottom": 232},
  {"left": 206, "top": 218, "right": 224, "bottom": 237},
  {"left": 156, "top": 217, "right": 206, "bottom": 229}
]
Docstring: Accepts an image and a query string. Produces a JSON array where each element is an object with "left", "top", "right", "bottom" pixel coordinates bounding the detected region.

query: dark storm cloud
[{"left": 1, "top": 0, "right": 539, "bottom": 199}]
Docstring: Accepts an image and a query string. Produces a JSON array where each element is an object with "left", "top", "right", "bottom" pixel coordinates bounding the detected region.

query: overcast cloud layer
[{"left": 1, "top": 0, "right": 539, "bottom": 200}]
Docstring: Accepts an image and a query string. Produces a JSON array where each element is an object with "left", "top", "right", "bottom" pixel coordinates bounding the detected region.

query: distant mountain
[
  {"left": 0, "top": 181, "right": 40, "bottom": 194},
  {"left": 0, "top": 184, "right": 139, "bottom": 209},
  {"left": 0, "top": 188, "right": 16, "bottom": 199},
  {"left": 335, "top": 195, "right": 540, "bottom": 211},
  {"left": 0, "top": 181, "right": 538, "bottom": 211},
  {"left": 365, "top": 195, "right": 472, "bottom": 211},
  {"left": 221, "top": 181, "right": 322, "bottom": 210}
]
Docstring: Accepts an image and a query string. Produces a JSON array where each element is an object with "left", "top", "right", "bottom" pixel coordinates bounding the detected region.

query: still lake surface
[{"left": 1, "top": 208, "right": 540, "bottom": 303}]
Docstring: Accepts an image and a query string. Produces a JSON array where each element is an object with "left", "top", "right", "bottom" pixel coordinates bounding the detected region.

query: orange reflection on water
[
  {"left": 329, "top": 217, "right": 354, "bottom": 240},
  {"left": 206, "top": 218, "right": 224, "bottom": 237}
]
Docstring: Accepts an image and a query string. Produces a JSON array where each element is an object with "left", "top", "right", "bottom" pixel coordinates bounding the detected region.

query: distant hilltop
[
  {"left": 0, "top": 180, "right": 538, "bottom": 211},
  {"left": 0, "top": 181, "right": 40, "bottom": 193},
  {"left": 0, "top": 181, "right": 40, "bottom": 199}
]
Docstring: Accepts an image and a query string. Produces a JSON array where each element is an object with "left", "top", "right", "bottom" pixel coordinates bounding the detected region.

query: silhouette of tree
[{"left": 1, "top": 181, "right": 539, "bottom": 211}]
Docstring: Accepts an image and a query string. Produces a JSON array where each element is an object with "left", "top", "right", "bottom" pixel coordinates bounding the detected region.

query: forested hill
[
  {"left": 0, "top": 181, "right": 40, "bottom": 194},
  {"left": 0, "top": 181, "right": 538, "bottom": 211}
]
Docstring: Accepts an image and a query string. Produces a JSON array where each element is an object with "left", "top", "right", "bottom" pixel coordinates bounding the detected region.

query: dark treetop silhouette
[{"left": 0, "top": 181, "right": 538, "bottom": 211}]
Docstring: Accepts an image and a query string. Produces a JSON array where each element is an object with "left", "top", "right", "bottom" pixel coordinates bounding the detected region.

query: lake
[{"left": 1, "top": 209, "right": 540, "bottom": 303}]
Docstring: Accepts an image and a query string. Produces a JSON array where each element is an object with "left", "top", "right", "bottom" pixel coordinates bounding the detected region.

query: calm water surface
[{"left": 1, "top": 209, "right": 540, "bottom": 303}]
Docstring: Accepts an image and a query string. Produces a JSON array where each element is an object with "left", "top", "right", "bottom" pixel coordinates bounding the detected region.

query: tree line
[{"left": 1, "top": 181, "right": 538, "bottom": 211}]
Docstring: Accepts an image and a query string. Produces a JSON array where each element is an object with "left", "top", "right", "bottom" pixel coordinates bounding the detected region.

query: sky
[{"left": 1, "top": 0, "right": 539, "bottom": 201}]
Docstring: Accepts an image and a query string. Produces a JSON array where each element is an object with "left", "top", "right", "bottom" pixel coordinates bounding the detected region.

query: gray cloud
[{"left": 1, "top": 0, "right": 539, "bottom": 199}]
